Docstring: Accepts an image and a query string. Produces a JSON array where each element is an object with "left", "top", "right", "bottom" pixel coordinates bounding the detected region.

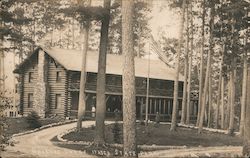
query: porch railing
[{"left": 68, "top": 82, "right": 185, "bottom": 98}]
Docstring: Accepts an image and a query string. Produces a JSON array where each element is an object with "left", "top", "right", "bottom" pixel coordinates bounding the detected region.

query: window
[
  {"left": 55, "top": 94, "right": 61, "bottom": 109},
  {"left": 28, "top": 72, "right": 34, "bottom": 83},
  {"left": 28, "top": 93, "right": 33, "bottom": 108},
  {"left": 56, "top": 71, "right": 62, "bottom": 82},
  {"left": 86, "top": 73, "right": 97, "bottom": 83},
  {"left": 10, "top": 111, "right": 13, "bottom": 117}
]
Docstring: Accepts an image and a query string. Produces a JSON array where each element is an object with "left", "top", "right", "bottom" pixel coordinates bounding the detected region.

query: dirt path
[{"left": 1, "top": 121, "right": 96, "bottom": 158}]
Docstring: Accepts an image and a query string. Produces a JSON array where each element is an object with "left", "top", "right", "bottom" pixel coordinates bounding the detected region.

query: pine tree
[
  {"left": 76, "top": 0, "right": 91, "bottom": 131},
  {"left": 198, "top": 0, "right": 214, "bottom": 134},
  {"left": 122, "top": 0, "right": 137, "bottom": 156},
  {"left": 180, "top": 2, "right": 189, "bottom": 125},
  {"left": 170, "top": 0, "right": 186, "bottom": 132},
  {"left": 94, "top": 0, "right": 111, "bottom": 145}
]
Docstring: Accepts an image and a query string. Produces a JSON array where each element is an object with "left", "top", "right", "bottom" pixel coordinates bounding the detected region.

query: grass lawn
[
  {"left": 56, "top": 123, "right": 243, "bottom": 157},
  {"left": 4, "top": 117, "right": 64, "bottom": 137},
  {"left": 63, "top": 123, "right": 243, "bottom": 147}
]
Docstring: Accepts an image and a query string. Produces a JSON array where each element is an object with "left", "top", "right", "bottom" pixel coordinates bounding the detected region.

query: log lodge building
[{"left": 14, "top": 47, "right": 198, "bottom": 121}]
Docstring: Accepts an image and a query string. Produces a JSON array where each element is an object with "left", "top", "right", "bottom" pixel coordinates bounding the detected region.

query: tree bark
[
  {"left": 221, "top": 76, "right": 225, "bottom": 129},
  {"left": 186, "top": 1, "right": 193, "bottom": 125},
  {"left": 94, "top": 0, "right": 111, "bottom": 145},
  {"left": 225, "top": 80, "right": 231, "bottom": 129},
  {"left": 170, "top": 0, "right": 186, "bottom": 132},
  {"left": 181, "top": 3, "right": 189, "bottom": 125},
  {"left": 196, "top": 0, "right": 206, "bottom": 127},
  {"left": 228, "top": 63, "right": 236, "bottom": 136},
  {"left": 228, "top": 17, "right": 236, "bottom": 136},
  {"left": 76, "top": 0, "right": 91, "bottom": 130},
  {"left": 207, "top": 71, "right": 212, "bottom": 128},
  {"left": 239, "top": 42, "right": 248, "bottom": 136},
  {"left": 198, "top": 51, "right": 210, "bottom": 133},
  {"left": 122, "top": 0, "right": 137, "bottom": 157},
  {"left": 0, "top": 19, "right": 5, "bottom": 93},
  {"left": 243, "top": 67, "right": 250, "bottom": 156},
  {"left": 198, "top": 0, "right": 214, "bottom": 134},
  {"left": 215, "top": 49, "right": 224, "bottom": 129}
]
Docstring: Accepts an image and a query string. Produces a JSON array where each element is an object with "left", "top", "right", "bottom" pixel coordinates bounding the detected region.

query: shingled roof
[{"left": 14, "top": 47, "right": 184, "bottom": 81}]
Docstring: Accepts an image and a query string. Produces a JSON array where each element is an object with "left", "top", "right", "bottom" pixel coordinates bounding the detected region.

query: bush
[
  {"left": 26, "top": 111, "right": 42, "bottom": 129},
  {"left": 0, "top": 92, "right": 12, "bottom": 151},
  {"left": 112, "top": 121, "right": 122, "bottom": 144}
]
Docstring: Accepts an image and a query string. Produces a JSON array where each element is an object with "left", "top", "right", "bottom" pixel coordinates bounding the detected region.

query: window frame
[
  {"left": 28, "top": 72, "right": 34, "bottom": 83},
  {"left": 56, "top": 71, "right": 62, "bottom": 82}
]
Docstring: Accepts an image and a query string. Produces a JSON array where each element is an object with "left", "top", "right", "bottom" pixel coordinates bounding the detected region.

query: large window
[
  {"left": 86, "top": 73, "right": 97, "bottom": 84},
  {"left": 28, "top": 93, "right": 33, "bottom": 108},
  {"left": 135, "top": 77, "right": 147, "bottom": 88},
  {"left": 28, "top": 72, "right": 34, "bottom": 83},
  {"left": 55, "top": 94, "right": 61, "bottom": 109}
]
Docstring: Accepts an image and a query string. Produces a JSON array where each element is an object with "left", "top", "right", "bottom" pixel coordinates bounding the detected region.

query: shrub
[
  {"left": 26, "top": 111, "right": 42, "bottom": 129},
  {"left": 0, "top": 92, "right": 12, "bottom": 151},
  {"left": 112, "top": 121, "right": 122, "bottom": 144}
]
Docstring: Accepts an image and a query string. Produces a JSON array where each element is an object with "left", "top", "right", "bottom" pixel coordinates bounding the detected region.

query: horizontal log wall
[
  {"left": 47, "top": 55, "right": 68, "bottom": 117},
  {"left": 21, "top": 53, "right": 68, "bottom": 117},
  {"left": 22, "top": 54, "right": 38, "bottom": 116}
]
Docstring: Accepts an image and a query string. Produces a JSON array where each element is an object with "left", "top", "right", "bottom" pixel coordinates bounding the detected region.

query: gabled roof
[{"left": 14, "top": 47, "right": 184, "bottom": 81}]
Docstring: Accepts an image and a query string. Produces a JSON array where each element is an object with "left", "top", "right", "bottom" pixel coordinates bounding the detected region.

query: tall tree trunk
[
  {"left": 207, "top": 71, "right": 212, "bottom": 128},
  {"left": 198, "top": 50, "right": 210, "bottom": 134},
  {"left": 198, "top": 0, "right": 214, "bottom": 134},
  {"left": 225, "top": 80, "right": 231, "bottom": 129},
  {"left": 32, "top": 9, "right": 36, "bottom": 51},
  {"left": 243, "top": 67, "right": 250, "bottom": 156},
  {"left": 228, "top": 17, "right": 236, "bottom": 136},
  {"left": 228, "top": 63, "right": 236, "bottom": 136},
  {"left": 181, "top": 3, "right": 189, "bottom": 125},
  {"left": 67, "top": 19, "right": 70, "bottom": 49},
  {"left": 221, "top": 76, "right": 225, "bottom": 129},
  {"left": 72, "top": 19, "right": 75, "bottom": 49},
  {"left": 122, "top": 0, "right": 137, "bottom": 157},
  {"left": 215, "top": 49, "right": 224, "bottom": 129},
  {"left": 94, "top": 0, "right": 111, "bottom": 145},
  {"left": 170, "top": 0, "right": 186, "bottom": 131},
  {"left": 196, "top": 0, "right": 206, "bottom": 127},
  {"left": 186, "top": 1, "right": 193, "bottom": 125},
  {"left": 13, "top": 42, "right": 16, "bottom": 110},
  {"left": 0, "top": 20, "right": 5, "bottom": 93},
  {"left": 0, "top": 40, "right": 3, "bottom": 93},
  {"left": 76, "top": 0, "right": 91, "bottom": 130},
  {"left": 239, "top": 41, "right": 248, "bottom": 136},
  {"left": 0, "top": 52, "right": 4, "bottom": 94}
]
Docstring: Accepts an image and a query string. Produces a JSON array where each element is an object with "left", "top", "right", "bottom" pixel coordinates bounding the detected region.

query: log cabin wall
[
  {"left": 46, "top": 54, "right": 68, "bottom": 118},
  {"left": 20, "top": 52, "right": 69, "bottom": 117},
  {"left": 19, "top": 73, "right": 24, "bottom": 115},
  {"left": 21, "top": 53, "right": 38, "bottom": 116}
]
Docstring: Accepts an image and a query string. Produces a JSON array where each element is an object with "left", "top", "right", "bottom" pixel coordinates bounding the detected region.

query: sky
[
  {"left": 3, "top": 0, "right": 180, "bottom": 92},
  {"left": 149, "top": 0, "right": 180, "bottom": 40}
]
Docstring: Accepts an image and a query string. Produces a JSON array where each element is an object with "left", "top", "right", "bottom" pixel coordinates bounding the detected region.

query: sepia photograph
[{"left": 0, "top": 0, "right": 249, "bottom": 157}]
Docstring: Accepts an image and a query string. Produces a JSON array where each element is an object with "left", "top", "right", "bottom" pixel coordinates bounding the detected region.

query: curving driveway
[
  {"left": 1, "top": 120, "right": 243, "bottom": 158},
  {"left": 2, "top": 121, "right": 95, "bottom": 158}
]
